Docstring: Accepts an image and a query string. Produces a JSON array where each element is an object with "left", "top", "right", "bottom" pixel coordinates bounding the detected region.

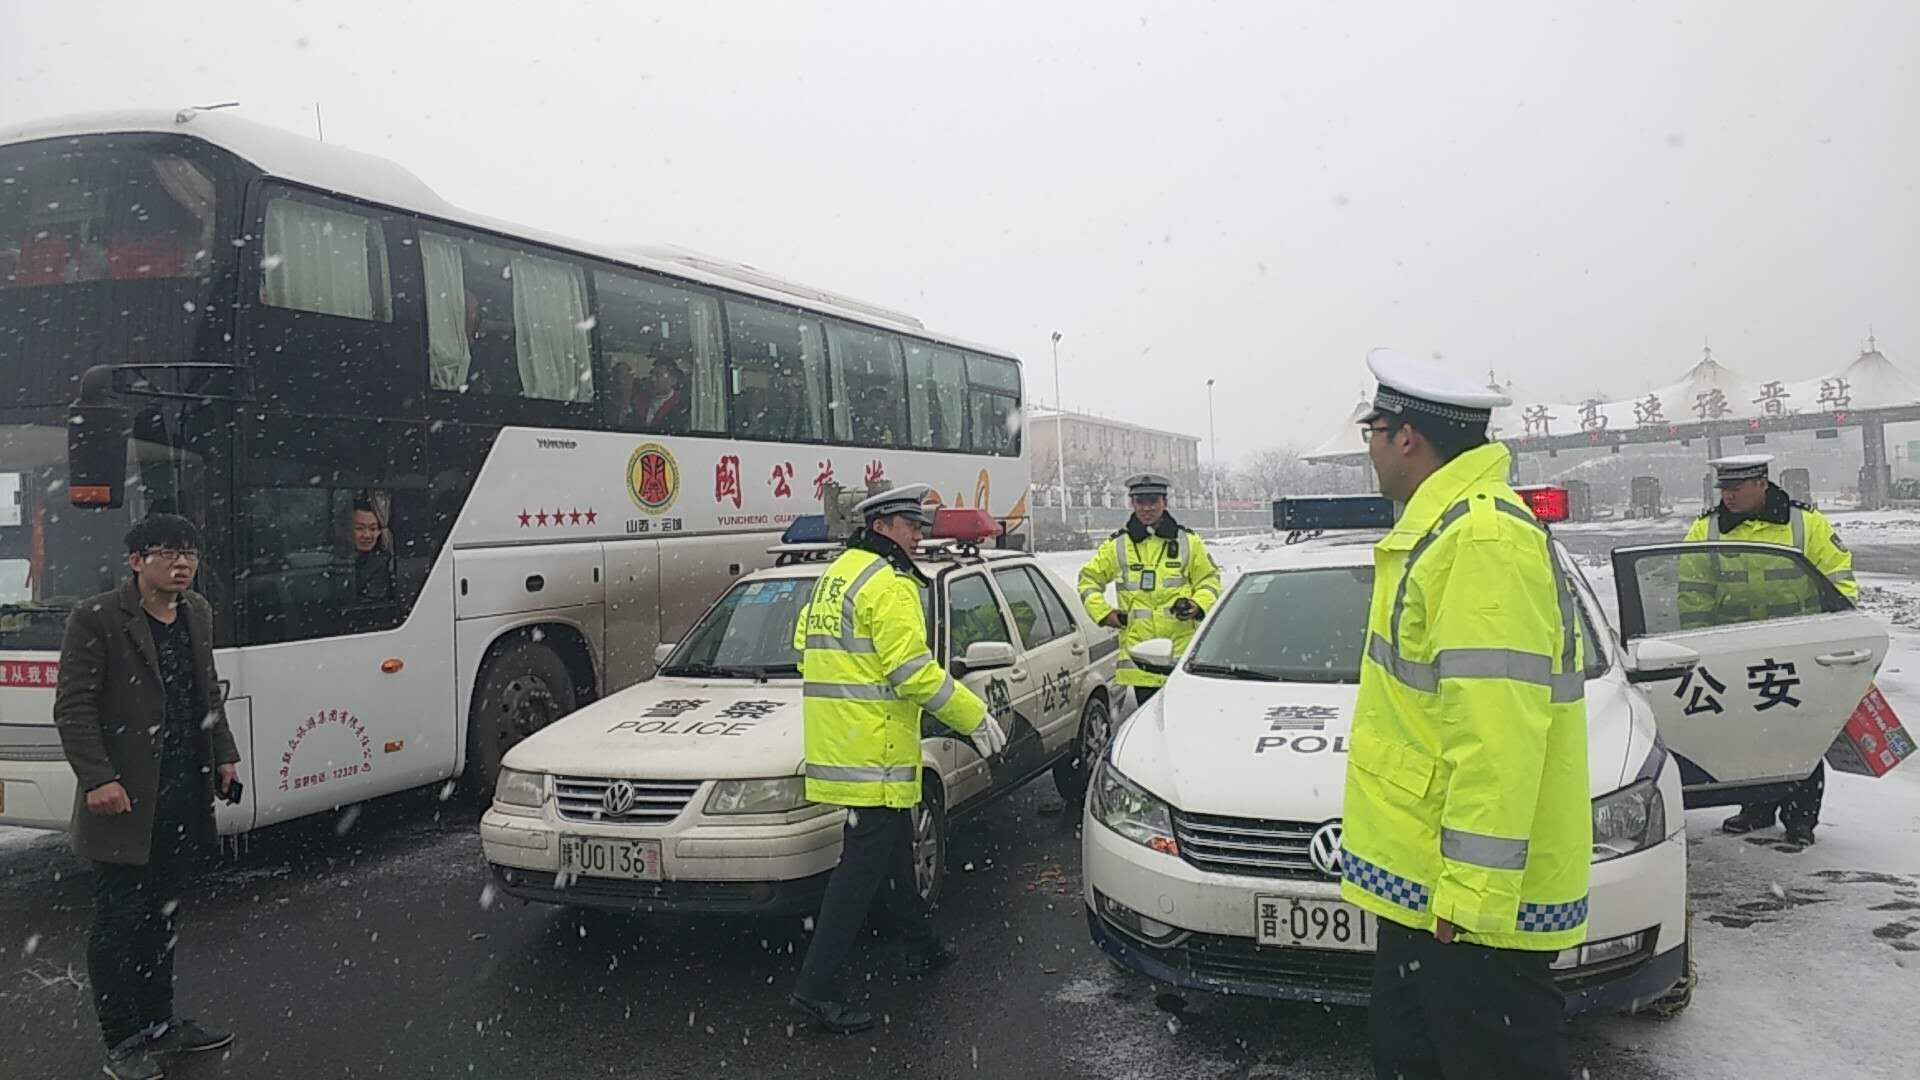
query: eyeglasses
[
  {"left": 1358, "top": 423, "right": 1395, "bottom": 445},
  {"left": 142, "top": 547, "right": 200, "bottom": 564}
]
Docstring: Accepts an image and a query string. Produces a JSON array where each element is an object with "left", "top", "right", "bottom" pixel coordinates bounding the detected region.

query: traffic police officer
[
  {"left": 788, "top": 484, "right": 1007, "bottom": 1034},
  {"left": 1684, "top": 454, "right": 1855, "bottom": 846},
  {"left": 1342, "top": 349, "right": 1589, "bottom": 1079},
  {"left": 1076, "top": 472, "right": 1222, "bottom": 706}
]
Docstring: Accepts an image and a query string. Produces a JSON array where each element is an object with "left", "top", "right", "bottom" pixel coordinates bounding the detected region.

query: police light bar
[
  {"left": 1273, "top": 495, "right": 1394, "bottom": 532},
  {"left": 780, "top": 515, "right": 831, "bottom": 544},
  {"left": 1514, "top": 485, "right": 1570, "bottom": 524},
  {"left": 929, "top": 508, "right": 998, "bottom": 543}
]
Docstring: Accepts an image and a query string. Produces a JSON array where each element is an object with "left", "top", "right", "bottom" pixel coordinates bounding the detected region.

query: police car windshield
[
  {"left": 662, "top": 577, "right": 812, "bottom": 678},
  {"left": 1187, "top": 567, "right": 1373, "bottom": 683}
]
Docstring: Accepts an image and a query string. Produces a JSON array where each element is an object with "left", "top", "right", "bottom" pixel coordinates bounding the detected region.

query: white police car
[
  {"left": 1083, "top": 488, "right": 1886, "bottom": 1015},
  {"left": 481, "top": 508, "right": 1128, "bottom": 915}
]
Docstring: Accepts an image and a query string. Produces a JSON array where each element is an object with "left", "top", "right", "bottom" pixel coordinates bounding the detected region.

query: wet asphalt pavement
[{"left": 0, "top": 779, "right": 1685, "bottom": 1080}]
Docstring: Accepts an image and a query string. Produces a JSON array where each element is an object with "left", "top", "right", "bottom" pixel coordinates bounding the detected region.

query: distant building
[{"left": 1027, "top": 407, "right": 1203, "bottom": 510}]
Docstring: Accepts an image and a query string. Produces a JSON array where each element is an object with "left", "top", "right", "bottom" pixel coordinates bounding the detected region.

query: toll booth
[
  {"left": 1780, "top": 467, "right": 1813, "bottom": 506},
  {"left": 1562, "top": 479, "right": 1592, "bottom": 522},
  {"left": 1630, "top": 476, "right": 1662, "bottom": 519}
]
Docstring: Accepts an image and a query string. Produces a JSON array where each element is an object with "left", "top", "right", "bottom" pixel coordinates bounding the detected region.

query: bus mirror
[{"left": 69, "top": 367, "right": 130, "bottom": 509}]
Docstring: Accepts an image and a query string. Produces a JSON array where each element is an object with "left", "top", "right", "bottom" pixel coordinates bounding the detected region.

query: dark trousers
[
  {"left": 1134, "top": 685, "right": 1159, "bottom": 707},
  {"left": 794, "top": 806, "right": 934, "bottom": 1001},
  {"left": 1743, "top": 760, "right": 1825, "bottom": 829},
  {"left": 89, "top": 803, "right": 198, "bottom": 1048},
  {"left": 1370, "top": 919, "right": 1568, "bottom": 1080}
]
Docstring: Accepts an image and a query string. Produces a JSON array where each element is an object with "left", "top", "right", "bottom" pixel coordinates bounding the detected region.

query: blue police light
[
  {"left": 780, "top": 515, "right": 831, "bottom": 544},
  {"left": 1273, "top": 495, "right": 1395, "bottom": 531}
]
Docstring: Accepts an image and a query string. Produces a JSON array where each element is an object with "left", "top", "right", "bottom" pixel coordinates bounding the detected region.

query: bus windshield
[{"left": 0, "top": 136, "right": 233, "bottom": 648}]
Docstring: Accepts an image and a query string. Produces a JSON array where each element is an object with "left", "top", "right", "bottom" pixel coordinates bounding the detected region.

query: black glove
[{"left": 1170, "top": 598, "right": 1203, "bottom": 621}]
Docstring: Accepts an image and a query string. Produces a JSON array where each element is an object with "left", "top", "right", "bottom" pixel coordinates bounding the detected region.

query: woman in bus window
[{"left": 634, "top": 358, "right": 690, "bottom": 434}]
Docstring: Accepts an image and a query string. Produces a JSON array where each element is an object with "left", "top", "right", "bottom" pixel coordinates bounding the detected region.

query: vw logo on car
[
  {"left": 601, "top": 779, "right": 638, "bottom": 817},
  {"left": 1308, "top": 821, "right": 1344, "bottom": 878}
]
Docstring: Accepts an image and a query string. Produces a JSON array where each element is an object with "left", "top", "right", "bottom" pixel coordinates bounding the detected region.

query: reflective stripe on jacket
[
  {"left": 1679, "top": 503, "right": 1857, "bottom": 628},
  {"left": 793, "top": 547, "right": 988, "bottom": 808},
  {"left": 1076, "top": 527, "right": 1222, "bottom": 686},
  {"left": 1339, "top": 443, "right": 1592, "bottom": 952}
]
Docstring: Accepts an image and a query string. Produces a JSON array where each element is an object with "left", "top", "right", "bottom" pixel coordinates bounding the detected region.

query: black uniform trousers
[
  {"left": 1370, "top": 919, "right": 1568, "bottom": 1080},
  {"left": 88, "top": 791, "right": 201, "bottom": 1048},
  {"left": 795, "top": 806, "right": 935, "bottom": 1002},
  {"left": 1742, "top": 760, "right": 1825, "bottom": 830}
]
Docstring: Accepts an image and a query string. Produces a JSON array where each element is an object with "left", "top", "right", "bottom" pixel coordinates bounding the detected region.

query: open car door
[{"left": 1612, "top": 541, "right": 1887, "bottom": 807}]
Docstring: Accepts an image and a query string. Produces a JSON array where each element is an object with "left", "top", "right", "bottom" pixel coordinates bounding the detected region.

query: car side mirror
[
  {"left": 1130, "top": 637, "right": 1178, "bottom": 676},
  {"left": 1624, "top": 638, "right": 1699, "bottom": 683},
  {"left": 956, "top": 640, "right": 1015, "bottom": 673},
  {"left": 69, "top": 368, "right": 131, "bottom": 509},
  {"left": 652, "top": 643, "right": 677, "bottom": 666}
]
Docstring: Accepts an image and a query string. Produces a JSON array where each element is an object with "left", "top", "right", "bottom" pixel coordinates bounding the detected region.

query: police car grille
[
  {"left": 554, "top": 777, "right": 703, "bottom": 825},
  {"left": 1171, "top": 812, "right": 1326, "bottom": 880}
]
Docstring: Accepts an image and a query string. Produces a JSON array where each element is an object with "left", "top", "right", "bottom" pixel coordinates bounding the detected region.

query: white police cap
[
  {"left": 1124, "top": 473, "right": 1172, "bottom": 498},
  {"left": 1708, "top": 454, "right": 1772, "bottom": 485},
  {"left": 1362, "top": 348, "right": 1511, "bottom": 428},
  {"left": 855, "top": 483, "right": 935, "bottom": 526}
]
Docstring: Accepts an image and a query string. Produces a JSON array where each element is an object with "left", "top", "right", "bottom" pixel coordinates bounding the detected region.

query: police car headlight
[
  {"left": 707, "top": 777, "right": 810, "bottom": 815},
  {"left": 1089, "top": 757, "right": 1179, "bottom": 856},
  {"left": 1591, "top": 779, "right": 1664, "bottom": 863},
  {"left": 494, "top": 768, "right": 547, "bottom": 809}
]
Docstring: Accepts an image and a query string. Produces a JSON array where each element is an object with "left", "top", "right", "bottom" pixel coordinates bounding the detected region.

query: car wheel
[
  {"left": 1631, "top": 907, "right": 1695, "bottom": 1019},
  {"left": 1053, "top": 692, "right": 1112, "bottom": 804},
  {"left": 464, "top": 634, "right": 578, "bottom": 796},
  {"left": 911, "top": 778, "right": 948, "bottom": 908}
]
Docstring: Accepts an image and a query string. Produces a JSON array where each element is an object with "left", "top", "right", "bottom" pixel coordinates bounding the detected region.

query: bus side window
[
  {"left": 905, "top": 342, "right": 965, "bottom": 451},
  {"left": 594, "top": 268, "right": 727, "bottom": 435},
  {"left": 826, "top": 324, "right": 906, "bottom": 448},
  {"left": 725, "top": 299, "right": 829, "bottom": 442},
  {"left": 260, "top": 198, "right": 393, "bottom": 322},
  {"left": 423, "top": 231, "right": 593, "bottom": 404},
  {"left": 966, "top": 354, "right": 1022, "bottom": 456},
  {"left": 243, "top": 487, "right": 411, "bottom": 644}
]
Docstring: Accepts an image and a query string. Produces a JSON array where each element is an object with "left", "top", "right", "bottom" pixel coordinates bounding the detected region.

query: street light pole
[
  {"left": 1207, "top": 377, "right": 1220, "bottom": 531},
  {"left": 1051, "top": 331, "right": 1068, "bottom": 527}
]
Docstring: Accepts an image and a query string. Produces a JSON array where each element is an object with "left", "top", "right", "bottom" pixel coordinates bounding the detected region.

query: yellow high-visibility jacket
[
  {"left": 1679, "top": 493, "right": 1856, "bottom": 629},
  {"left": 793, "top": 543, "right": 988, "bottom": 808},
  {"left": 1340, "top": 443, "right": 1591, "bottom": 952},
  {"left": 1076, "top": 520, "right": 1222, "bottom": 687}
]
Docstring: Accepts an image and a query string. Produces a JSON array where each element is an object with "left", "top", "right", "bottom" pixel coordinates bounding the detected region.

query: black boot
[
  {"left": 788, "top": 993, "right": 875, "bottom": 1034},
  {"left": 1783, "top": 820, "right": 1816, "bottom": 847},
  {"left": 1720, "top": 805, "right": 1776, "bottom": 835},
  {"left": 901, "top": 940, "right": 960, "bottom": 976}
]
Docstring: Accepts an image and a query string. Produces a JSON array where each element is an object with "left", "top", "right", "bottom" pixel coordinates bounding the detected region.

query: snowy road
[{"left": 0, "top": 523, "right": 1914, "bottom": 1078}]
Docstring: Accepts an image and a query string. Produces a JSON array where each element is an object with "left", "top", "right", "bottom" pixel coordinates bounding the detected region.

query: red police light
[
  {"left": 1514, "top": 485, "right": 1570, "bottom": 524},
  {"left": 930, "top": 508, "right": 999, "bottom": 543}
]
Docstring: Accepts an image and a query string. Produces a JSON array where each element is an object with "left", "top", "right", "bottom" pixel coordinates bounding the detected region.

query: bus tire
[{"left": 464, "top": 635, "right": 579, "bottom": 796}]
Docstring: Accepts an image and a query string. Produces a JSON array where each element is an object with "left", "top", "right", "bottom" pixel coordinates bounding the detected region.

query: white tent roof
[{"left": 1302, "top": 398, "right": 1376, "bottom": 464}]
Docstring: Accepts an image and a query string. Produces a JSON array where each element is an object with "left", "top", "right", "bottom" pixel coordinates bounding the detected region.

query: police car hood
[
  {"left": 1108, "top": 669, "right": 1643, "bottom": 821},
  {"left": 502, "top": 678, "right": 804, "bottom": 781}
]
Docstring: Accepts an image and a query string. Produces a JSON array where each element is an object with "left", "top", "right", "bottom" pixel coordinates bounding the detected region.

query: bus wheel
[{"left": 465, "top": 636, "right": 578, "bottom": 795}]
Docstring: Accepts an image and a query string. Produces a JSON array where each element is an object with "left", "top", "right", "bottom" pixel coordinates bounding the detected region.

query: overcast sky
[{"left": 4, "top": 0, "right": 1913, "bottom": 460}]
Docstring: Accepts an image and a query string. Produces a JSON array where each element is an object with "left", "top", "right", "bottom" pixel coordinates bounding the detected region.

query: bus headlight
[
  {"left": 706, "top": 777, "right": 809, "bottom": 815},
  {"left": 1591, "top": 778, "right": 1664, "bottom": 863},
  {"left": 494, "top": 768, "right": 548, "bottom": 809},
  {"left": 1089, "top": 758, "right": 1179, "bottom": 856}
]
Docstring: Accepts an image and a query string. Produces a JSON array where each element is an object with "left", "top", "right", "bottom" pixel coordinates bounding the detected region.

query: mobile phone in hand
[{"left": 223, "top": 779, "right": 244, "bottom": 805}]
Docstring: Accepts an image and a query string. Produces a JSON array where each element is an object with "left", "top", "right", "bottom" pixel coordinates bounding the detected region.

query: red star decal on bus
[
  {"left": 568, "top": 509, "right": 583, "bottom": 525},
  {"left": 518, "top": 509, "right": 532, "bottom": 528},
  {"left": 584, "top": 508, "right": 597, "bottom": 524},
  {"left": 534, "top": 509, "right": 549, "bottom": 526}
]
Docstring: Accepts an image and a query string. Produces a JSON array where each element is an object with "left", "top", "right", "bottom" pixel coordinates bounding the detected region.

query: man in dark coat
[{"left": 53, "top": 514, "right": 241, "bottom": 1080}]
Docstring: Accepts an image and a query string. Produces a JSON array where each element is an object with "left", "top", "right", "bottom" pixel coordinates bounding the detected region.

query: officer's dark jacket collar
[
  {"left": 852, "top": 528, "right": 929, "bottom": 585},
  {"left": 1121, "top": 512, "right": 1182, "bottom": 545},
  {"left": 1714, "top": 482, "right": 1797, "bottom": 535}
]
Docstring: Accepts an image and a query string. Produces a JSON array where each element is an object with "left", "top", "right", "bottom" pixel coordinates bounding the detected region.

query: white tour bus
[{"left": 0, "top": 108, "right": 1029, "bottom": 836}]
